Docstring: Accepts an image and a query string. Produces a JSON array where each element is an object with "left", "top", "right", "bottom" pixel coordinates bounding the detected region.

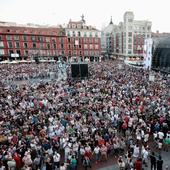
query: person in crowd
[
  {"left": 117, "top": 156, "right": 125, "bottom": 170},
  {"left": 83, "top": 156, "right": 91, "bottom": 170},
  {"left": 150, "top": 152, "right": 157, "bottom": 170},
  {"left": 135, "top": 158, "right": 142, "bottom": 170},
  {"left": 157, "top": 155, "right": 163, "bottom": 170}
]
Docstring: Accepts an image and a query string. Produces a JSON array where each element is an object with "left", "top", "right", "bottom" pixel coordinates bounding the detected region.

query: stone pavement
[{"left": 98, "top": 150, "right": 170, "bottom": 170}]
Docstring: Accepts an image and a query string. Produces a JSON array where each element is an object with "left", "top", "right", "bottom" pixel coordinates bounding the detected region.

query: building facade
[
  {"left": 0, "top": 22, "right": 67, "bottom": 61},
  {"left": 101, "top": 12, "right": 152, "bottom": 58},
  {"left": 101, "top": 18, "right": 114, "bottom": 57},
  {"left": 65, "top": 16, "right": 101, "bottom": 61}
]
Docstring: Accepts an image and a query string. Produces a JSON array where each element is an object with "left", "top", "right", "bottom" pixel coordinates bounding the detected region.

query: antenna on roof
[
  {"left": 81, "top": 14, "right": 86, "bottom": 24},
  {"left": 110, "top": 16, "right": 113, "bottom": 25}
]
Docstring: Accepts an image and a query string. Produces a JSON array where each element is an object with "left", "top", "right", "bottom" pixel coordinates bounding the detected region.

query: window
[
  {"left": 38, "top": 36, "right": 43, "bottom": 42},
  {"left": 0, "top": 49, "right": 4, "bottom": 55},
  {"left": 128, "top": 44, "right": 132, "bottom": 49},
  {"left": 95, "top": 45, "right": 99, "bottom": 49},
  {"left": 128, "top": 38, "right": 132, "bottom": 43},
  {"left": 148, "top": 26, "right": 151, "bottom": 31},
  {"left": 68, "top": 51, "right": 71, "bottom": 56},
  {"left": 52, "top": 38, "right": 56, "bottom": 43},
  {"left": 84, "top": 50, "right": 88, "bottom": 56},
  {"left": 128, "top": 32, "right": 132, "bottom": 37},
  {"left": 8, "top": 42, "right": 13, "bottom": 48},
  {"left": 15, "top": 42, "right": 20, "bottom": 48},
  {"left": 78, "top": 31, "right": 81, "bottom": 37},
  {"left": 84, "top": 44, "right": 88, "bottom": 49},
  {"left": 84, "top": 38, "right": 88, "bottom": 43},
  {"left": 68, "top": 38, "right": 71, "bottom": 43},
  {"left": 59, "top": 38, "right": 64, "bottom": 44},
  {"left": 16, "top": 50, "right": 21, "bottom": 55},
  {"left": 128, "top": 26, "right": 132, "bottom": 30},
  {"left": 0, "top": 36, "right": 2, "bottom": 41},
  {"left": 67, "top": 31, "right": 70, "bottom": 37},
  {"left": 24, "top": 43, "right": 28, "bottom": 48},
  {"left": 0, "top": 42, "right": 4, "bottom": 48},
  {"left": 128, "top": 19, "right": 133, "bottom": 22},
  {"left": 14, "top": 35, "right": 19, "bottom": 41},
  {"left": 40, "top": 43, "right": 43, "bottom": 49},
  {"left": 46, "top": 37, "right": 50, "bottom": 42},
  {"left": 72, "top": 31, "right": 75, "bottom": 37},
  {"left": 31, "top": 36, "right": 36, "bottom": 41},
  {"left": 84, "top": 32, "right": 87, "bottom": 37},
  {"left": 47, "top": 43, "right": 50, "bottom": 49},
  {"left": 23, "top": 36, "right": 27, "bottom": 41},
  {"left": 53, "top": 44, "right": 56, "bottom": 49},
  {"left": 95, "top": 33, "right": 98, "bottom": 37},
  {"left": 95, "top": 38, "right": 98, "bottom": 43},
  {"left": 33, "top": 43, "right": 36, "bottom": 48},
  {"left": 79, "top": 38, "right": 81, "bottom": 44},
  {"left": 61, "top": 44, "right": 64, "bottom": 49},
  {"left": 9, "top": 50, "right": 14, "bottom": 55},
  {"left": 6, "top": 35, "right": 12, "bottom": 41},
  {"left": 89, "top": 32, "right": 92, "bottom": 37},
  {"left": 90, "top": 44, "right": 93, "bottom": 49},
  {"left": 89, "top": 38, "right": 92, "bottom": 43},
  {"left": 79, "top": 45, "right": 81, "bottom": 49},
  {"left": 25, "top": 50, "right": 28, "bottom": 55}
]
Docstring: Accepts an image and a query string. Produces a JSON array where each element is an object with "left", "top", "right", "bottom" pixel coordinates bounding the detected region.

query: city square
[{"left": 0, "top": 0, "right": 170, "bottom": 170}]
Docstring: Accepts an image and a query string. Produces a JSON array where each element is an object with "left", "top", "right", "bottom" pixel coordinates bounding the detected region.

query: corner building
[
  {"left": 0, "top": 22, "right": 67, "bottom": 61},
  {"left": 101, "top": 12, "right": 152, "bottom": 59},
  {"left": 65, "top": 17, "right": 101, "bottom": 62}
]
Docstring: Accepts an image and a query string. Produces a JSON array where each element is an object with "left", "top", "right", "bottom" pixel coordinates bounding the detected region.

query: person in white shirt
[
  {"left": 79, "top": 145, "right": 85, "bottom": 163},
  {"left": 64, "top": 145, "right": 70, "bottom": 162},
  {"left": 133, "top": 144, "right": 140, "bottom": 159},
  {"left": 53, "top": 151, "right": 60, "bottom": 170},
  {"left": 144, "top": 132, "right": 149, "bottom": 143},
  {"left": 93, "top": 146, "right": 100, "bottom": 163},
  {"left": 60, "top": 162, "right": 67, "bottom": 170},
  {"left": 142, "top": 147, "right": 149, "bottom": 167},
  {"left": 158, "top": 131, "right": 164, "bottom": 141}
]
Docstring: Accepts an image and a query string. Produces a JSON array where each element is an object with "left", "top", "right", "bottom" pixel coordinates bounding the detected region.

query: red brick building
[
  {"left": 0, "top": 18, "right": 101, "bottom": 62},
  {"left": 0, "top": 22, "right": 67, "bottom": 61},
  {"left": 65, "top": 16, "right": 101, "bottom": 62}
]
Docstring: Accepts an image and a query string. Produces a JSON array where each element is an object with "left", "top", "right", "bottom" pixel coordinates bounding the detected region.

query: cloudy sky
[{"left": 0, "top": 0, "right": 169, "bottom": 32}]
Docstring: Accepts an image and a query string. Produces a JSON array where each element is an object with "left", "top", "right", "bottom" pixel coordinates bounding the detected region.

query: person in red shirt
[
  {"left": 135, "top": 158, "right": 142, "bottom": 170},
  {"left": 13, "top": 152, "right": 23, "bottom": 169}
]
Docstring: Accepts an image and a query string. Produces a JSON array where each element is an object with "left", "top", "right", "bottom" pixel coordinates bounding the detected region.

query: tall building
[
  {"left": 65, "top": 15, "right": 101, "bottom": 62},
  {"left": 101, "top": 12, "right": 152, "bottom": 58},
  {"left": 101, "top": 17, "right": 114, "bottom": 57},
  {"left": 0, "top": 22, "right": 67, "bottom": 61}
]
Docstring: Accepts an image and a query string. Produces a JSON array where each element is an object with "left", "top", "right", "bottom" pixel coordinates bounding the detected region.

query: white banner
[{"left": 11, "top": 53, "right": 19, "bottom": 58}]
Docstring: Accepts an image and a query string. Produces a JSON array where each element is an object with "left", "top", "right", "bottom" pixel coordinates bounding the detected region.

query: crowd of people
[
  {"left": 0, "top": 63, "right": 57, "bottom": 83},
  {"left": 0, "top": 60, "right": 169, "bottom": 170}
]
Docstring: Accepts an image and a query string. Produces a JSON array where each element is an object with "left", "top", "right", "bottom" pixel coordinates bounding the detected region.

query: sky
[{"left": 0, "top": 0, "right": 170, "bottom": 32}]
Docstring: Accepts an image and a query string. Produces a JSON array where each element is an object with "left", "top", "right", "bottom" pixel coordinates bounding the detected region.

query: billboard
[
  {"left": 11, "top": 53, "right": 19, "bottom": 58},
  {"left": 143, "top": 38, "right": 153, "bottom": 70}
]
